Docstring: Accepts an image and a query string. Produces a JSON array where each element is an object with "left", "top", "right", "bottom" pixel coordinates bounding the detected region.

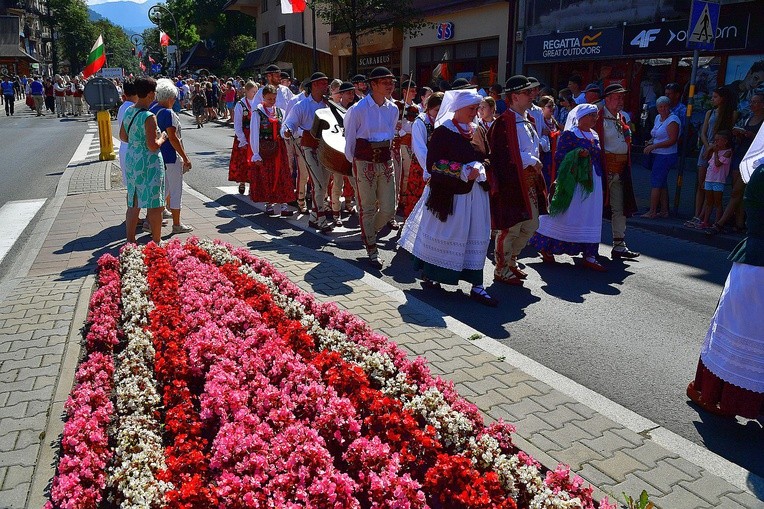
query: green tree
[
  {"left": 48, "top": 0, "right": 96, "bottom": 74},
  {"left": 94, "top": 20, "right": 139, "bottom": 76},
  {"left": 220, "top": 34, "right": 257, "bottom": 76},
  {"left": 309, "top": 0, "right": 431, "bottom": 76}
]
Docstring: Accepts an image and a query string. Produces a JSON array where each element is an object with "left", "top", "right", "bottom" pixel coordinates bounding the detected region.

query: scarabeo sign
[{"left": 525, "top": 27, "right": 623, "bottom": 63}]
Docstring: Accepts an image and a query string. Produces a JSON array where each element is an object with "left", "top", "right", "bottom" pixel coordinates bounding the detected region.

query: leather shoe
[
  {"left": 540, "top": 250, "right": 556, "bottom": 264},
  {"left": 509, "top": 266, "right": 527, "bottom": 279},
  {"left": 494, "top": 273, "right": 524, "bottom": 286},
  {"left": 387, "top": 219, "right": 401, "bottom": 230},
  {"left": 470, "top": 287, "right": 498, "bottom": 307},
  {"left": 367, "top": 250, "right": 383, "bottom": 269},
  {"left": 581, "top": 259, "right": 607, "bottom": 272},
  {"left": 611, "top": 248, "right": 640, "bottom": 260}
]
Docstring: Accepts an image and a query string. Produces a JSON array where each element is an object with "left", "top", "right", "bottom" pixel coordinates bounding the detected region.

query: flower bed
[{"left": 48, "top": 238, "right": 616, "bottom": 509}]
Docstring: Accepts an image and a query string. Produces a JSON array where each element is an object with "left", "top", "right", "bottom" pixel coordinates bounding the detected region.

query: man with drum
[
  {"left": 282, "top": 72, "right": 334, "bottom": 233},
  {"left": 344, "top": 67, "right": 400, "bottom": 268}
]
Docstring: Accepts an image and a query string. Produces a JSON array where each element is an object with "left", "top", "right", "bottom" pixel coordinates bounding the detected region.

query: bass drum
[{"left": 313, "top": 105, "right": 353, "bottom": 177}]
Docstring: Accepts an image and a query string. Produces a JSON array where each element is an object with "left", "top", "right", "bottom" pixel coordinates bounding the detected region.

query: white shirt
[
  {"left": 117, "top": 100, "right": 134, "bottom": 184},
  {"left": 528, "top": 103, "right": 545, "bottom": 137},
  {"left": 651, "top": 113, "right": 680, "bottom": 155},
  {"left": 281, "top": 94, "right": 326, "bottom": 137},
  {"left": 412, "top": 112, "right": 433, "bottom": 180},
  {"left": 398, "top": 102, "right": 417, "bottom": 137},
  {"left": 249, "top": 104, "right": 285, "bottom": 162},
  {"left": 602, "top": 107, "right": 629, "bottom": 155},
  {"left": 233, "top": 97, "right": 254, "bottom": 147},
  {"left": 283, "top": 92, "right": 307, "bottom": 136},
  {"left": 254, "top": 83, "right": 294, "bottom": 112},
  {"left": 343, "top": 94, "right": 399, "bottom": 163},
  {"left": 510, "top": 108, "right": 542, "bottom": 169}
]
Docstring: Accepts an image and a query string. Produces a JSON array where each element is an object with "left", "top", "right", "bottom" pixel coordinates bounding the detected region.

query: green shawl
[{"left": 549, "top": 149, "right": 593, "bottom": 216}]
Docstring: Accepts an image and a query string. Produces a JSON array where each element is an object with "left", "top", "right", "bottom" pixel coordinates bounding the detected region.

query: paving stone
[
  {"left": 581, "top": 429, "right": 644, "bottom": 456},
  {"left": 0, "top": 443, "right": 39, "bottom": 467},
  {"left": 529, "top": 389, "right": 576, "bottom": 411},
  {"left": 498, "top": 397, "right": 549, "bottom": 421},
  {"left": 495, "top": 381, "right": 543, "bottom": 402},
  {"left": 607, "top": 471, "right": 666, "bottom": 500},
  {"left": 549, "top": 441, "right": 605, "bottom": 471},
  {"left": 634, "top": 459, "right": 697, "bottom": 494},
  {"left": 6, "top": 387, "right": 55, "bottom": 407},
  {"left": 460, "top": 376, "right": 509, "bottom": 396},
  {"left": 591, "top": 450, "right": 649, "bottom": 482},
  {"left": 535, "top": 404, "right": 586, "bottom": 428},
  {"left": 678, "top": 474, "right": 740, "bottom": 506},
  {"left": 507, "top": 412, "right": 557, "bottom": 435},
  {"left": 714, "top": 496, "right": 752, "bottom": 509},
  {"left": 0, "top": 402, "right": 27, "bottom": 420},
  {"left": 663, "top": 456, "right": 704, "bottom": 481},
  {"left": 0, "top": 379, "right": 35, "bottom": 394},
  {"left": 0, "top": 481, "right": 30, "bottom": 509},
  {"left": 576, "top": 464, "right": 619, "bottom": 492},
  {"left": 622, "top": 440, "right": 678, "bottom": 469},
  {"left": 528, "top": 431, "right": 560, "bottom": 454},
  {"left": 0, "top": 432, "right": 19, "bottom": 452},
  {"left": 2, "top": 465, "right": 34, "bottom": 492},
  {"left": 723, "top": 490, "right": 764, "bottom": 509},
  {"left": 651, "top": 484, "right": 713, "bottom": 509}
]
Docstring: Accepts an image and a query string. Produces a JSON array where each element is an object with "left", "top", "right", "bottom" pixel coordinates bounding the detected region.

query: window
[
  {"left": 263, "top": 31, "right": 270, "bottom": 46},
  {"left": 261, "top": 0, "right": 268, "bottom": 12},
  {"left": 278, "top": 25, "right": 286, "bottom": 42}
]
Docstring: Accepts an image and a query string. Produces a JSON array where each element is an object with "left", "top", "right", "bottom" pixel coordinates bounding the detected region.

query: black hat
[
  {"left": 451, "top": 78, "right": 475, "bottom": 90},
  {"left": 505, "top": 75, "right": 533, "bottom": 93},
  {"left": 400, "top": 80, "right": 416, "bottom": 90},
  {"left": 528, "top": 76, "right": 541, "bottom": 88},
  {"left": 584, "top": 83, "right": 602, "bottom": 95},
  {"left": 280, "top": 71, "right": 291, "bottom": 80},
  {"left": 367, "top": 67, "right": 394, "bottom": 81},
  {"left": 263, "top": 64, "right": 280, "bottom": 74},
  {"left": 308, "top": 71, "right": 329, "bottom": 83},
  {"left": 338, "top": 81, "right": 355, "bottom": 93},
  {"left": 351, "top": 74, "right": 366, "bottom": 84},
  {"left": 604, "top": 83, "right": 628, "bottom": 96}
]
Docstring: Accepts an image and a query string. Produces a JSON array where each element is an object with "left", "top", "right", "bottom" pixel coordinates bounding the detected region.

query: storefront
[
  {"left": 402, "top": 1, "right": 512, "bottom": 90},
  {"left": 329, "top": 30, "right": 403, "bottom": 80},
  {"left": 523, "top": 2, "right": 762, "bottom": 139}
]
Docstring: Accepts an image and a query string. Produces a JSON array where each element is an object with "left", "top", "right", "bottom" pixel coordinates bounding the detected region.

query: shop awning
[
  {"left": 0, "top": 44, "right": 38, "bottom": 62},
  {"left": 240, "top": 40, "right": 332, "bottom": 79}
]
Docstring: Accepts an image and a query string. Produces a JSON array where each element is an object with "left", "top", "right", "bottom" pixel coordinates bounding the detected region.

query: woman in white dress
[
  {"left": 398, "top": 90, "right": 496, "bottom": 307},
  {"left": 528, "top": 103, "right": 607, "bottom": 272}
]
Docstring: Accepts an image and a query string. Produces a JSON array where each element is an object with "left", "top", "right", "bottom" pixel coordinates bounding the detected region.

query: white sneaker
[
  {"left": 172, "top": 224, "right": 194, "bottom": 234},
  {"left": 162, "top": 209, "right": 173, "bottom": 219}
]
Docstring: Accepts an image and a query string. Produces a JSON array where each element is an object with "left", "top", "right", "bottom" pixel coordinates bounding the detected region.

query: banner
[{"left": 525, "top": 27, "right": 624, "bottom": 64}]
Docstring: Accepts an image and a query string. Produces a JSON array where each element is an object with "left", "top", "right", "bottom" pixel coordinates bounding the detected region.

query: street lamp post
[{"left": 148, "top": 5, "right": 180, "bottom": 76}]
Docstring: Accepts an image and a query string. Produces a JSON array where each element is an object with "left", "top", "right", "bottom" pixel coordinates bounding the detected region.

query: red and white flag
[
  {"left": 159, "top": 30, "right": 171, "bottom": 47},
  {"left": 280, "top": 0, "right": 306, "bottom": 14}
]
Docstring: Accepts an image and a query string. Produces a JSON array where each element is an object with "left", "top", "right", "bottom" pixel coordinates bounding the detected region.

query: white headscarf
[
  {"left": 564, "top": 103, "right": 599, "bottom": 131},
  {"left": 435, "top": 89, "right": 483, "bottom": 128},
  {"left": 740, "top": 122, "right": 764, "bottom": 183}
]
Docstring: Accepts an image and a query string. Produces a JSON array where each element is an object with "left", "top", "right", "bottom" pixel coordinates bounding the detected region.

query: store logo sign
[
  {"left": 436, "top": 22, "right": 454, "bottom": 41},
  {"left": 525, "top": 27, "right": 623, "bottom": 63},
  {"left": 630, "top": 29, "right": 660, "bottom": 48}
]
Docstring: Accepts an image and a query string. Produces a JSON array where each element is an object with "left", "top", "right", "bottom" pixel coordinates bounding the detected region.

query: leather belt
[
  {"left": 301, "top": 131, "right": 319, "bottom": 149},
  {"left": 399, "top": 133, "right": 412, "bottom": 146},
  {"left": 355, "top": 139, "right": 392, "bottom": 163}
]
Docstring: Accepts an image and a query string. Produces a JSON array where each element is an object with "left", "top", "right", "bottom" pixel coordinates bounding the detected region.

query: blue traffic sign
[{"left": 687, "top": 0, "right": 720, "bottom": 50}]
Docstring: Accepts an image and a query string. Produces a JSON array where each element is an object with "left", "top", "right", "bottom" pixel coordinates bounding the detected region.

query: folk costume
[
  {"left": 398, "top": 89, "right": 495, "bottom": 307},
  {"left": 487, "top": 75, "right": 548, "bottom": 286},
  {"left": 395, "top": 81, "right": 418, "bottom": 215},
  {"left": 687, "top": 129, "right": 764, "bottom": 418},
  {"left": 249, "top": 103, "right": 294, "bottom": 213},
  {"left": 282, "top": 73, "right": 334, "bottom": 232},
  {"left": 343, "top": 67, "right": 400, "bottom": 266},
  {"left": 529, "top": 104, "right": 604, "bottom": 267},
  {"left": 400, "top": 111, "right": 436, "bottom": 217},
  {"left": 229, "top": 96, "right": 255, "bottom": 193},
  {"left": 594, "top": 84, "right": 640, "bottom": 259},
  {"left": 540, "top": 116, "right": 561, "bottom": 193}
]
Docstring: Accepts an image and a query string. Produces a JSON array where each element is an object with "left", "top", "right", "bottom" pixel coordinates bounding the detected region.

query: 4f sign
[
  {"left": 630, "top": 28, "right": 660, "bottom": 48},
  {"left": 436, "top": 22, "right": 454, "bottom": 41},
  {"left": 687, "top": 0, "right": 720, "bottom": 50}
]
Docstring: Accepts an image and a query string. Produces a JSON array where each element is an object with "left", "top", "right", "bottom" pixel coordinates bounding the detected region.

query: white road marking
[
  {"left": 0, "top": 199, "right": 47, "bottom": 265},
  {"left": 67, "top": 133, "right": 96, "bottom": 165}
]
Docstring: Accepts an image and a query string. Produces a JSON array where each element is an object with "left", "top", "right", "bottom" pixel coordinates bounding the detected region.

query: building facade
[{"left": 0, "top": 0, "right": 52, "bottom": 75}]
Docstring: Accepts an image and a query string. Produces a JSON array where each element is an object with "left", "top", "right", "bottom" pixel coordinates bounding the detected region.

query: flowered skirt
[
  {"left": 249, "top": 140, "right": 295, "bottom": 203},
  {"left": 229, "top": 130, "right": 253, "bottom": 183},
  {"left": 528, "top": 232, "right": 598, "bottom": 259},
  {"left": 400, "top": 156, "right": 426, "bottom": 218}
]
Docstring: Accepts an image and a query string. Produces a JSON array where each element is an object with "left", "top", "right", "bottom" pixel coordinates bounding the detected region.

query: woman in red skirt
[
  {"left": 400, "top": 92, "right": 443, "bottom": 217},
  {"left": 229, "top": 81, "right": 257, "bottom": 194},
  {"left": 249, "top": 84, "right": 295, "bottom": 216}
]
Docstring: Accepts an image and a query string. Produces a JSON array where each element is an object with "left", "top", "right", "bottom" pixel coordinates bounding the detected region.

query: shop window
[
  {"left": 455, "top": 41, "right": 478, "bottom": 60},
  {"left": 278, "top": 26, "right": 286, "bottom": 41},
  {"left": 261, "top": 0, "right": 268, "bottom": 12},
  {"left": 263, "top": 31, "right": 270, "bottom": 46},
  {"left": 480, "top": 39, "right": 499, "bottom": 57},
  {"left": 417, "top": 47, "right": 432, "bottom": 64}
]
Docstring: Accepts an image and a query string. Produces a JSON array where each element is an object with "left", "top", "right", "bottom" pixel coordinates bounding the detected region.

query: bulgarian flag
[
  {"left": 280, "top": 0, "right": 306, "bottom": 13},
  {"left": 159, "top": 31, "right": 171, "bottom": 47},
  {"left": 83, "top": 35, "right": 106, "bottom": 78}
]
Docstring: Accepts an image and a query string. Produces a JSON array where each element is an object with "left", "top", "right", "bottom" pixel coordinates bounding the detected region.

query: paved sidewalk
[{"left": 1, "top": 144, "right": 762, "bottom": 508}]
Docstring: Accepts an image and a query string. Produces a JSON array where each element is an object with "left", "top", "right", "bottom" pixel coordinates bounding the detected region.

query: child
[{"left": 701, "top": 131, "right": 733, "bottom": 231}]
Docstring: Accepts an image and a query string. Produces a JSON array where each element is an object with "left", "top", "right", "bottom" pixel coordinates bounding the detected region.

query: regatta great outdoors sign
[{"left": 525, "top": 27, "right": 623, "bottom": 63}]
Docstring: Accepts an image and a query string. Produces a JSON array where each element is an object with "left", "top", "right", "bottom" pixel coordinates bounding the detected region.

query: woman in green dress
[{"left": 119, "top": 77, "right": 169, "bottom": 243}]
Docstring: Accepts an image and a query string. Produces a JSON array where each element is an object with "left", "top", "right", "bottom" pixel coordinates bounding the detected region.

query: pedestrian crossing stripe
[{"left": 0, "top": 199, "right": 46, "bottom": 266}]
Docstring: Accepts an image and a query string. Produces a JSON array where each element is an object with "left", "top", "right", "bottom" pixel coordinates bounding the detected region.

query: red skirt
[
  {"left": 400, "top": 156, "right": 426, "bottom": 218},
  {"left": 249, "top": 139, "right": 295, "bottom": 203},
  {"left": 688, "top": 359, "right": 764, "bottom": 419},
  {"left": 229, "top": 130, "right": 252, "bottom": 183}
]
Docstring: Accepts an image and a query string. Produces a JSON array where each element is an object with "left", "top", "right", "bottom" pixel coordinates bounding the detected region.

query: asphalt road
[
  {"left": 0, "top": 100, "right": 90, "bottom": 280},
  {"left": 174, "top": 115, "right": 763, "bottom": 479}
]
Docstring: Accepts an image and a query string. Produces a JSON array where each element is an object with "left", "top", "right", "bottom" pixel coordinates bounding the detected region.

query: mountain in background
[
  {"left": 88, "top": 0, "right": 160, "bottom": 34},
  {"left": 88, "top": 8, "right": 104, "bottom": 21}
]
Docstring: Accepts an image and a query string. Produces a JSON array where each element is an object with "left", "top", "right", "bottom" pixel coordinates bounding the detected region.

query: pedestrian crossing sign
[{"left": 687, "top": 0, "right": 720, "bottom": 50}]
